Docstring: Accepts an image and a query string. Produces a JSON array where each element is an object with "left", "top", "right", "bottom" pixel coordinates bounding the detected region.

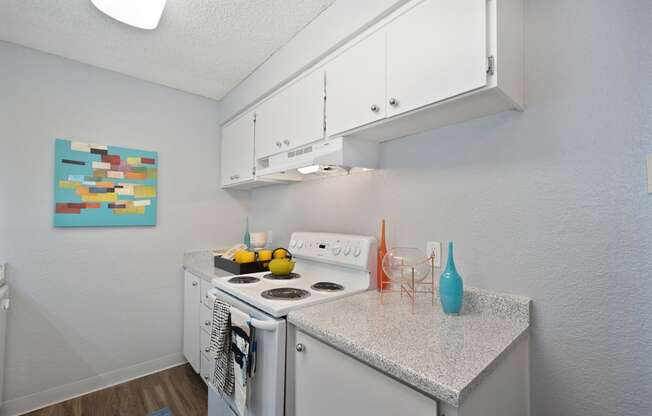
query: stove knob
[
  {"left": 297, "top": 240, "right": 304, "bottom": 249},
  {"left": 290, "top": 240, "right": 297, "bottom": 248},
  {"left": 353, "top": 246, "right": 362, "bottom": 257},
  {"left": 331, "top": 243, "right": 342, "bottom": 256},
  {"left": 343, "top": 245, "right": 351, "bottom": 256}
]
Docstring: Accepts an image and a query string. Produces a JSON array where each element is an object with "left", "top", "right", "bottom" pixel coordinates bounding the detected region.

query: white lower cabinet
[
  {"left": 201, "top": 351, "right": 215, "bottom": 385},
  {"left": 287, "top": 325, "right": 530, "bottom": 416},
  {"left": 183, "top": 271, "right": 200, "bottom": 373},
  {"left": 287, "top": 328, "right": 438, "bottom": 416},
  {"left": 183, "top": 270, "right": 229, "bottom": 385}
]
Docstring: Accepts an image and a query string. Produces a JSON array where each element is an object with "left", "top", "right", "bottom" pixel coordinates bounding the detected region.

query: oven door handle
[
  {"left": 247, "top": 318, "right": 278, "bottom": 332},
  {"left": 208, "top": 289, "right": 279, "bottom": 332}
]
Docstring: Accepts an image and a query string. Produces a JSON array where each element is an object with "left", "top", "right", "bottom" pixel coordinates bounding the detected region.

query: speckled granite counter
[
  {"left": 287, "top": 288, "right": 530, "bottom": 407},
  {"left": 183, "top": 249, "right": 233, "bottom": 280}
]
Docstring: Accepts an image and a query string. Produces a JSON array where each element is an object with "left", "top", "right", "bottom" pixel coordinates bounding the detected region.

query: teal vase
[
  {"left": 439, "top": 242, "right": 463, "bottom": 316},
  {"left": 243, "top": 217, "right": 251, "bottom": 249}
]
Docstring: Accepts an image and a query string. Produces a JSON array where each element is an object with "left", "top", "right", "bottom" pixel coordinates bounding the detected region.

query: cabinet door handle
[
  {"left": 389, "top": 98, "right": 398, "bottom": 106},
  {"left": 276, "top": 141, "right": 282, "bottom": 148},
  {"left": 370, "top": 104, "right": 379, "bottom": 112},
  {"left": 192, "top": 281, "right": 198, "bottom": 287},
  {"left": 283, "top": 139, "right": 290, "bottom": 146},
  {"left": 295, "top": 343, "right": 304, "bottom": 352}
]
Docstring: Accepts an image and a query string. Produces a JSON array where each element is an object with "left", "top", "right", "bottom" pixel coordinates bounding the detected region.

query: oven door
[{"left": 207, "top": 288, "right": 286, "bottom": 416}]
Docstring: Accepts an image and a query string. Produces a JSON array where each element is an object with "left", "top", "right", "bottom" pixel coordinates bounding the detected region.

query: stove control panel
[{"left": 289, "top": 232, "right": 376, "bottom": 271}]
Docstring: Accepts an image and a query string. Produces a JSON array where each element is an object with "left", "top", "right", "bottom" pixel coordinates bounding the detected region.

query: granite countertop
[
  {"left": 287, "top": 288, "right": 530, "bottom": 407},
  {"left": 183, "top": 250, "right": 233, "bottom": 280}
]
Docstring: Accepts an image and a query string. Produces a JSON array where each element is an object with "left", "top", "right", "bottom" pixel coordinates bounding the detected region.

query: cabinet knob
[
  {"left": 295, "top": 343, "right": 304, "bottom": 352},
  {"left": 192, "top": 281, "right": 198, "bottom": 287},
  {"left": 205, "top": 347, "right": 210, "bottom": 353},
  {"left": 205, "top": 320, "right": 211, "bottom": 326},
  {"left": 389, "top": 98, "right": 399, "bottom": 106},
  {"left": 276, "top": 141, "right": 282, "bottom": 147},
  {"left": 283, "top": 139, "right": 290, "bottom": 146},
  {"left": 204, "top": 375, "right": 209, "bottom": 381},
  {"left": 370, "top": 104, "right": 379, "bottom": 112}
]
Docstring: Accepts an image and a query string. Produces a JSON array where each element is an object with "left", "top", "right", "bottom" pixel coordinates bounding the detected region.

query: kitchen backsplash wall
[
  {"left": 246, "top": 1, "right": 652, "bottom": 415},
  {"left": 0, "top": 41, "right": 249, "bottom": 409}
]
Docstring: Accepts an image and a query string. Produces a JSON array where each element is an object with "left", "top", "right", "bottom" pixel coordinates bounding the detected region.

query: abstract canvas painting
[{"left": 54, "top": 139, "right": 158, "bottom": 227}]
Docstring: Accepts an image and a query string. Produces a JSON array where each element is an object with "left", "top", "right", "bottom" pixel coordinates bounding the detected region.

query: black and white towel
[{"left": 210, "top": 298, "right": 234, "bottom": 396}]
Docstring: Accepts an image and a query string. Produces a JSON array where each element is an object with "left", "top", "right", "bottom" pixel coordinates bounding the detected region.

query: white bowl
[{"left": 250, "top": 232, "right": 267, "bottom": 249}]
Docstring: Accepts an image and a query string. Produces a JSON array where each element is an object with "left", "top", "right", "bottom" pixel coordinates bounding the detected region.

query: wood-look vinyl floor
[{"left": 24, "top": 364, "right": 207, "bottom": 416}]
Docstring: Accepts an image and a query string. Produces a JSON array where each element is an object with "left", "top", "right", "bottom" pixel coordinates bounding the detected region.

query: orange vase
[{"left": 377, "top": 219, "right": 389, "bottom": 291}]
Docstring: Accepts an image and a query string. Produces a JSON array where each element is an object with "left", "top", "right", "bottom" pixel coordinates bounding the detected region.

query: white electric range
[{"left": 207, "top": 232, "right": 376, "bottom": 416}]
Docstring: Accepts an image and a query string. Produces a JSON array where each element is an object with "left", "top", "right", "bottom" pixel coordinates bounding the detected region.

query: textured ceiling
[{"left": 0, "top": 0, "right": 335, "bottom": 100}]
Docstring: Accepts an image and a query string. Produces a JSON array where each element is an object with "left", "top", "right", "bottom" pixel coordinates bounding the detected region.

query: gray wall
[
  {"left": 0, "top": 42, "right": 248, "bottom": 407},
  {"left": 245, "top": 0, "right": 652, "bottom": 415}
]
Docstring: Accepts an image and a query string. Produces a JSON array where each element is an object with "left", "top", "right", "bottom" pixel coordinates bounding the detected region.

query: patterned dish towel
[
  {"left": 209, "top": 298, "right": 234, "bottom": 396},
  {"left": 230, "top": 307, "right": 253, "bottom": 416}
]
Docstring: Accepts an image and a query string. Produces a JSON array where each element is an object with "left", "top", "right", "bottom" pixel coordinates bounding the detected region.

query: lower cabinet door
[
  {"left": 290, "top": 329, "right": 438, "bottom": 416},
  {"left": 201, "top": 353, "right": 215, "bottom": 385},
  {"left": 183, "top": 272, "right": 200, "bottom": 373}
]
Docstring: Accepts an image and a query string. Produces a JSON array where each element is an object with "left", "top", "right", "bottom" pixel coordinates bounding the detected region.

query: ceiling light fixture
[{"left": 91, "top": 0, "right": 167, "bottom": 30}]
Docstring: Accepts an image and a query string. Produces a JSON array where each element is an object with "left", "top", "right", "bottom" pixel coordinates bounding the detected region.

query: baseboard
[{"left": 0, "top": 352, "right": 187, "bottom": 416}]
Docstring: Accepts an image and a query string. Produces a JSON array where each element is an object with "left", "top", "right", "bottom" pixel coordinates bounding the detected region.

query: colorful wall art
[{"left": 54, "top": 139, "right": 158, "bottom": 227}]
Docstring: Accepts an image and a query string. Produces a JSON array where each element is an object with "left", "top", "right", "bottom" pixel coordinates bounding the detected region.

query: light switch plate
[
  {"left": 647, "top": 154, "right": 652, "bottom": 193},
  {"left": 426, "top": 242, "right": 441, "bottom": 268}
]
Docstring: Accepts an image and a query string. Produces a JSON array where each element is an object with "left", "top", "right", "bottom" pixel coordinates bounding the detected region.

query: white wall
[
  {"left": 0, "top": 41, "right": 249, "bottom": 414},
  {"left": 221, "top": 0, "right": 652, "bottom": 415}
]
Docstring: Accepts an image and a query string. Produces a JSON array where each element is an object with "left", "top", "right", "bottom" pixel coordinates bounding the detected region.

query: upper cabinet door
[
  {"left": 386, "top": 0, "right": 487, "bottom": 117},
  {"left": 221, "top": 112, "right": 254, "bottom": 187},
  {"left": 325, "top": 30, "right": 387, "bottom": 136},
  {"left": 254, "top": 94, "right": 284, "bottom": 160},
  {"left": 256, "top": 70, "right": 325, "bottom": 159},
  {"left": 281, "top": 70, "right": 326, "bottom": 152}
]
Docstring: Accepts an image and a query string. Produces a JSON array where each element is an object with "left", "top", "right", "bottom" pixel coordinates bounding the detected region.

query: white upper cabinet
[
  {"left": 386, "top": 0, "right": 488, "bottom": 117},
  {"left": 253, "top": 93, "right": 283, "bottom": 160},
  {"left": 221, "top": 0, "right": 523, "bottom": 189},
  {"left": 255, "top": 70, "right": 325, "bottom": 160},
  {"left": 285, "top": 70, "right": 326, "bottom": 150},
  {"left": 325, "top": 30, "right": 387, "bottom": 137},
  {"left": 221, "top": 112, "right": 254, "bottom": 187}
]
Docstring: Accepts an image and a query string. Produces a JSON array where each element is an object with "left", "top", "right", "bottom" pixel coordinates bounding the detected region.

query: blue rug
[{"left": 148, "top": 408, "right": 171, "bottom": 416}]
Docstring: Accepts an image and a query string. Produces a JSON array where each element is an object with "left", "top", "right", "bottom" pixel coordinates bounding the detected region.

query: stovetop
[{"left": 210, "top": 232, "right": 377, "bottom": 318}]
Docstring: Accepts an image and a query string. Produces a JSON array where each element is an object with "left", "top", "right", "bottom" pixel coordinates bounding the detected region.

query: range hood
[{"left": 256, "top": 137, "right": 379, "bottom": 182}]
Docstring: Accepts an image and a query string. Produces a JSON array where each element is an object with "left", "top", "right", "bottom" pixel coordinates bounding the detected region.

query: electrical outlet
[{"left": 426, "top": 242, "right": 441, "bottom": 268}]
